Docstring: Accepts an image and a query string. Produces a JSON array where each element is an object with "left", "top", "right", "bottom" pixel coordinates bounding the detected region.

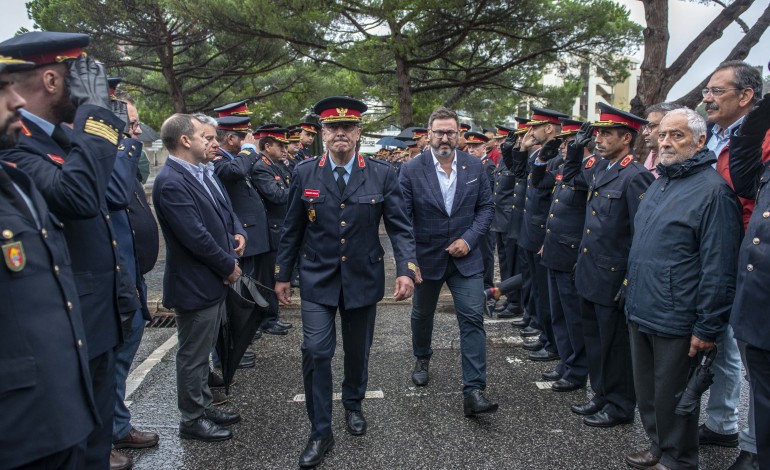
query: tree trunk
[{"left": 395, "top": 53, "right": 414, "bottom": 128}]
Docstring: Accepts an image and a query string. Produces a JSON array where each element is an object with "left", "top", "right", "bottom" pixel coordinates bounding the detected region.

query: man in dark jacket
[
  {"left": 624, "top": 108, "right": 742, "bottom": 470},
  {"left": 728, "top": 91, "right": 770, "bottom": 470}
]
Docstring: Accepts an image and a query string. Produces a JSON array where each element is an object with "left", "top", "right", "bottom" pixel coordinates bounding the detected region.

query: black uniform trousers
[
  {"left": 629, "top": 322, "right": 699, "bottom": 470},
  {"left": 84, "top": 349, "right": 115, "bottom": 470},
  {"left": 547, "top": 269, "right": 587, "bottom": 385},
  {"left": 495, "top": 232, "right": 515, "bottom": 287},
  {"left": 523, "top": 248, "right": 556, "bottom": 353},
  {"left": 481, "top": 231, "right": 495, "bottom": 290},
  {"left": 580, "top": 297, "right": 635, "bottom": 419},
  {"left": 747, "top": 345, "right": 770, "bottom": 470},
  {"left": 301, "top": 298, "right": 377, "bottom": 440},
  {"left": 516, "top": 245, "right": 532, "bottom": 325},
  {"left": 243, "top": 252, "right": 280, "bottom": 329},
  {"left": 9, "top": 445, "right": 84, "bottom": 470}
]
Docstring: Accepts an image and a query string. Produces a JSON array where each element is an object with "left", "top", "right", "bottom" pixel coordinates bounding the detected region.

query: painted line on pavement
[
  {"left": 535, "top": 381, "right": 554, "bottom": 390},
  {"left": 292, "top": 390, "right": 384, "bottom": 402},
  {"left": 125, "top": 334, "right": 179, "bottom": 402}
]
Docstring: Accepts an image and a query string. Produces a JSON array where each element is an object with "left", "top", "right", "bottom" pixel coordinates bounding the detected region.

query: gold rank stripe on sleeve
[{"left": 84, "top": 118, "right": 119, "bottom": 145}]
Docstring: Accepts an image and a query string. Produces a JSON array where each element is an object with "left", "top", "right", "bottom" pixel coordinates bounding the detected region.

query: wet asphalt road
[{"left": 132, "top": 215, "right": 747, "bottom": 469}]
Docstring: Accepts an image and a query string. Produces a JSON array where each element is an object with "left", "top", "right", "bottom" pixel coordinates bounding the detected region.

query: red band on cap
[
  {"left": 300, "top": 125, "right": 318, "bottom": 133},
  {"left": 530, "top": 114, "right": 561, "bottom": 125},
  {"left": 25, "top": 47, "right": 84, "bottom": 65},
  {"left": 597, "top": 113, "right": 642, "bottom": 132},
  {"left": 217, "top": 104, "right": 250, "bottom": 118},
  {"left": 319, "top": 107, "right": 362, "bottom": 122}
]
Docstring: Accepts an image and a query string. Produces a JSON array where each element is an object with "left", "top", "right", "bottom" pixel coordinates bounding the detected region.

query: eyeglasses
[
  {"left": 643, "top": 123, "right": 659, "bottom": 132},
  {"left": 431, "top": 130, "right": 458, "bottom": 139},
  {"left": 129, "top": 120, "right": 141, "bottom": 131},
  {"left": 701, "top": 87, "right": 742, "bottom": 98}
]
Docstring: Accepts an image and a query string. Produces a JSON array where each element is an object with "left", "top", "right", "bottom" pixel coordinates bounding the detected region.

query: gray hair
[
  {"left": 160, "top": 113, "right": 195, "bottom": 152},
  {"left": 645, "top": 102, "right": 683, "bottom": 116},
  {"left": 664, "top": 108, "right": 707, "bottom": 145},
  {"left": 713, "top": 60, "right": 763, "bottom": 104},
  {"left": 192, "top": 113, "right": 218, "bottom": 128}
]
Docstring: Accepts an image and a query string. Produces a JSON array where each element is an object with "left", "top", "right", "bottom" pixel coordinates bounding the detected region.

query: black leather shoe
[
  {"left": 276, "top": 320, "right": 293, "bottom": 329},
  {"left": 583, "top": 410, "right": 633, "bottom": 428},
  {"left": 497, "top": 305, "right": 522, "bottom": 318},
  {"left": 726, "top": 450, "right": 759, "bottom": 470},
  {"left": 625, "top": 449, "right": 660, "bottom": 469},
  {"left": 698, "top": 423, "right": 739, "bottom": 447},
  {"left": 179, "top": 417, "right": 232, "bottom": 441},
  {"left": 345, "top": 409, "right": 367, "bottom": 436},
  {"left": 261, "top": 324, "right": 288, "bottom": 335},
  {"left": 204, "top": 407, "right": 241, "bottom": 426},
  {"left": 511, "top": 318, "right": 528, "bottom": 328},
  {"left": 541, "top": 370, "right": 561, "bottom": 381},
  {"left": 520, "top": 326, "right": 541, "bottom": 337},
  {"left": 237, "top": 355, "right": 255, "bottom": 369},
  {"left": 522, "top": 339, "right": 544, "bottom": 351},
  {"left": 571, "top": 400, "right": 602, "bottom": 416},
  {"left": 551, "top": 378, "right": 584, "bottom": 392},
  {"left": 412, "top": 358, "right": 430, "bottom": 386},
  {"left": 298, "top": 435, "right": 334, "bottom": 468},
  {"left": 528, "top": 348, "right": 559, "bottom": 362},
  {"left": 463, "top": 389, "right": 499, "bottom": 416}
]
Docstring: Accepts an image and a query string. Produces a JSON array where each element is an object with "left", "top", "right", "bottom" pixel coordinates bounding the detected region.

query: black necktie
[{"left": 335, "top": 167, "right": 347, "bottom": 195}]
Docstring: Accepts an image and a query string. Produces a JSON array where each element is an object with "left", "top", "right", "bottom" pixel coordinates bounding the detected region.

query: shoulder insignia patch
[
  {"left": 620, "top": 155, "right": 634, "bottom": 167},
  {"left": 2, "top": 241, "right": 25, "bottom": 272},
  {"left": 47, "top": 154, "right": 64, "bottom": 165},
  {"left": 242, "top": 149, "right": 252, "bottom": 156},
  {"left": 585, "top": 157, "right": 596, "bottom": 169},
  {"left": 83, "top": 117, "right": 119, "bottom": 145}
]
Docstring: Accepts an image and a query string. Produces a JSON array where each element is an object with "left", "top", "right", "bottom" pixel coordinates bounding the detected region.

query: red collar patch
[
  {"left": 620, "top": 155, "right": 634, "bottom": 167},
  {"left": 20, "top": 123, "right": 31, "bottom": 137},
  {"left": 585, "top": 156, "right": 596, "bottom": 169},
  {"left": 555, "top": 173, "right": 563, "bottom": 181},
  {"left": 47, "top": 154, "right": 64, "bottom": 165},
  {"left": 262, "top": 156, "right": 272, "bottom": 166},
  {"left": 357, "top": 153, "right": 366, "bottom": 168},
  {"left": 304, "top": 189, "right": 320, "bottom": 198},
  {"left": 318, "top": 154, "right": 327, "bottom": 167}
]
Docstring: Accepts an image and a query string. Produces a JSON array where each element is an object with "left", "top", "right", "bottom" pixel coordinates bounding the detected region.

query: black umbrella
[
  {"left": 376, "top": 136, "right": 407, "bottom": 148},
  {"left": 675, "top": 346, "right": 718, "bottom": 416},
  {"left": 216, "top": 275, "right": 270, "bottom": 394}
]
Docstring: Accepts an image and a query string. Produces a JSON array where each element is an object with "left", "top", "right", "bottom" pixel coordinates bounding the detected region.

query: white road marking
[
  {"left": 125, "top": 334, "right": 179, "bottom": 402},
  {"left": 506, "top": 356, "right": 524, "bottom": 364},
  {"left": 535, "top": 381, "right": 555, "bottom": 390},
  {"left": 292, "top": 390, "right": 385, "bottom": 402}
]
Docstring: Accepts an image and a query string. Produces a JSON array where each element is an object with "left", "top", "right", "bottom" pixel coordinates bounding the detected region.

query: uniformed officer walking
[
  {"left": 564, "top": 103, "right": 655, "bottom": 428},
  {"left": 274, "top": 96, "right": 418, "bottom": 468}
]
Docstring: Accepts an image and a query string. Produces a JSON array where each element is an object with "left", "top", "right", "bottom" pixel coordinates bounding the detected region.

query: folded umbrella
[
  {"left": 216, "top": 275, "right": 270, "bottom": 394},
  {"left": 675, "top": 346, "right": 718, "bottom": 416}
]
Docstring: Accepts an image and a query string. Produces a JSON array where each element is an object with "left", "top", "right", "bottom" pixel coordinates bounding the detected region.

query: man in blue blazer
[
  {"left": 398, "top": 106, "right": 498, "bottom": 417},
  {"left": 275, "top": 96, "right": 418, "bottom": 468},
  {"left": 153, "top": 114, "right": 245, "bottom": 443}
]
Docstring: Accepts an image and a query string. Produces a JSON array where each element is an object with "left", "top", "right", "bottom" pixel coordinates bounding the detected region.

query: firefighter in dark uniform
[
  {"left": 504, "top": 118, "right": 534, "bottom": 327},
  {"left": 565, "top": 103, "right": 654, "bottom": 428},
  {"left": 489, "top": 124, "right": 518, "bottom": 316},
  {"left": 252, "top": 126, "right": 293, "bottom": 334},
  {"left": 0, "top": 31, "right": 130, "bottom": 469},
  {"left": 539, "top": 118, "right": 591, "bottom": 392},
  {"left": 274, "top": 96, "right": 418, "bottom": 468},
  {"left": 514, "top": 107, "right": 569, "bottom": 364},
  {"left": 286, "top": 125, "right": 302, "bottom": 173},
  {"left": 0, "top": 53, "right": 99, "bottom": 470},
  {"left": 465, "top": 131, "right": 496, "bottom": 301},
  {"left": 213, "top": 99, "right": 251, "bottom": 119},
  {"left": 728, "top": 92, "right": 770, "bottom": 470},
  {"left": 458, "top": 123, "right": 471, "bottom": 152},
  {"left": 297, "top": 122, "right": 320, "bottom": 160}
]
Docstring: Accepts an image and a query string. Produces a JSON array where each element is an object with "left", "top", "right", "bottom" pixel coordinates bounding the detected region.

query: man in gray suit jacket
[{"left": 398, "top": 106, "right": 498, "bottom": 416}]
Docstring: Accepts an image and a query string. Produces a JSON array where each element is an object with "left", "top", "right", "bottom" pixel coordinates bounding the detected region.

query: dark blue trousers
[
  {"left": 84, "top": 349, "right": 115, "bottom": 470},
  {"left": 547, "top": 269, "right": 587, "bottom": 384},
  {"left": 523, "top": 249, "right": 556, "bottom": 353},
  {"left": 411, "top": 260, "right": 487, "bottom": 396},
  {"left": 746, "top": 345, "right": 770, "bottom": 470},
  {"left": 301, "top": 299, "right": 376, "bottom": 440},
  {"left": 580, "top": 298, "right": 635, "bottom": 419}
]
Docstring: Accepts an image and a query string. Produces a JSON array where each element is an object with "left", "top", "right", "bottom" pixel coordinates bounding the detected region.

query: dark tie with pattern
[{"left": 334, "top": 167, "right": 347, "bottom": 195}]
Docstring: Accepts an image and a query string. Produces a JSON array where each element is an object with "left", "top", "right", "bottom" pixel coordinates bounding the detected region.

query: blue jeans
[
  {"left": 411, "top": 261, "right": 487, "bottom": 396},
  {"left": 704, "top": 325, "right": 742, "bottom": 435},
  {"left": 113, "top": 309, "right": 145, "bottom": 441}
]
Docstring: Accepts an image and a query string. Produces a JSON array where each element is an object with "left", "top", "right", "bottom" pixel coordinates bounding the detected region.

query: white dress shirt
[{"left": 431, "top": 149, "right": 457, "bottom": 215}]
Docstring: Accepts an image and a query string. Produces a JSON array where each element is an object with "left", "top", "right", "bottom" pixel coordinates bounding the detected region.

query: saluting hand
[
  {"left": 276, "top": 281, "right": 292, "bottom": 305},
  {"left": 393, "top": 276, "right": 415, "bottom": 301}
]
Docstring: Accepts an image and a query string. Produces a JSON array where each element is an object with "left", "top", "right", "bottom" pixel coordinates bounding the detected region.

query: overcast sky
[{"left": 1, "top": 0, "right": 767, "bottom": 101}]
